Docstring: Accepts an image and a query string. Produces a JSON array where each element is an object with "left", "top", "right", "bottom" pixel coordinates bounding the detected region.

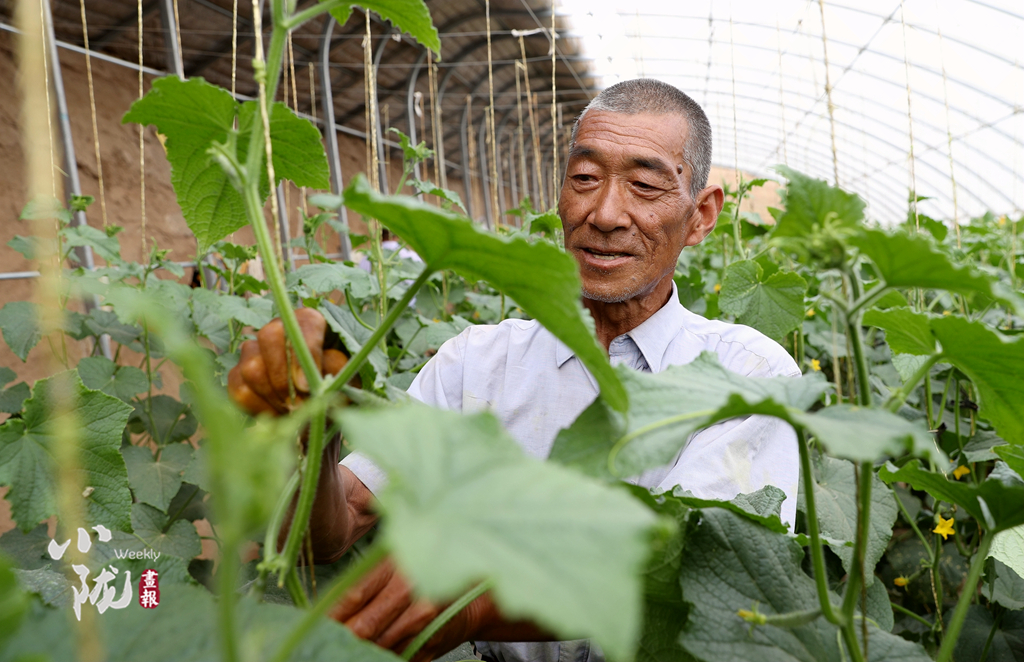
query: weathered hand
[
  {"left": 227, "top": 308, "right": 350, "bottom": 415},
  {"left": 330, "top": 557, "right": 486, "bottom": 662}
]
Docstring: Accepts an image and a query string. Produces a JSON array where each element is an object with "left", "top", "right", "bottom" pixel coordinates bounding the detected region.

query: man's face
[{"left": 559, "top": 110, "right": 713, "bottom": 304}]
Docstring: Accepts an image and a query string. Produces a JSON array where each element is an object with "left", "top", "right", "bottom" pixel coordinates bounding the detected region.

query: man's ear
[{"left": 682, "top": 184, "right": 724, "bottom": 247}]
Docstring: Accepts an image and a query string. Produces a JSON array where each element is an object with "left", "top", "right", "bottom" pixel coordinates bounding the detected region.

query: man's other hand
[
  {"left": 227, "top": 308, "right": 350, "bottom": 415},
  {"left": 330, "top": 557, "right": 484, "bottom": 662}
]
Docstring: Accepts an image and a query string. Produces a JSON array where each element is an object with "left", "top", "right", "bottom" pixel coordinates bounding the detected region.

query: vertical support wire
[
  {"left": 515, "top": 60, "right": 528, "bottom": 209},
  {"left": 251, "top": 0, "right": 284, "bottom": 272},
  {"left": 519, "top": 35, "right": 544, "bottom": 209},
  {"left": 318, "top": 17, "right": 352, "bottom": 261},
  {"left": 231, "top": 0, "right": 238, "bottom": 96},
  {"left": 363, "top": 14, "right": 381, "bottom": 193},
  {"left": 817, "top": 0, "right": 840, "bottom": 188},
  {"left": 934, "top": 6, "right": 960, "bottom": 246},
  {"left": 729, "top": 15, "right": 740, "bottom": 182},
  {"left": 427, "top": 49, "right": 440, "bottom": 187},
  {"left": 899, "top": 0, "right": 919, "bottom": 230},
  {"left": 137, "top": 0, "right": 146, "bottom": 257},
  {"left": 550, "top": 1, "right": 558, "bottom": 205},
  {"left": 78, "top": 0, "right": 108, "bottom": 228},
  {"left": 776, "top": 20, "right": 788, "bottom": 164},
  {"left": 485, "top": 0, "right": 499, "bottom": 225}
]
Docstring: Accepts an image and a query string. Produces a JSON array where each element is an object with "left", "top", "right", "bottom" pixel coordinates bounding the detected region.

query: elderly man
[{"left": 229, "top": 78, "right": 800, "bottom": 662}]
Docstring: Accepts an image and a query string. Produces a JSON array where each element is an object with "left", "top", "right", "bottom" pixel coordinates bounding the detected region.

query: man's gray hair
[{"left": 570, "top": 79, "right": 712, "bottom": 199}]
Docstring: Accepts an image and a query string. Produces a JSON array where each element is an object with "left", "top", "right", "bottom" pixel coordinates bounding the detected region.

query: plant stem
[
  {"left": 607, "top": 408, "right": 719, "bottom": 477},
  {"left": 278, "top": 404, "right": 327, "bottom": 585},
  {"left": 322, "top": 267, "right": 432, "bottom": 396},
  {"left": 218, "top": 536, "right": 240, "bottom": 662},
  {"left": 402, "top": 580, "right": 494, "bottom": 661},
  {"left": 936, "top": 532, "right": 992, "bottom": 662},
  {"left": 797, "top": 429, "right": 845, "bottom": 626},
  {"left": 284, "top": 566, "right": 309, "bottom": 608},
  {"left": 845, "top": 277, "right": 872, "bottom": 407},
  {"left": 839, "top": 461, "right": 873, "bottom": 657},
  {"left": 884, "top": 354, "right": 942, "bottom": 413},
  {"left": 270, "top": 543, "right": 388, "bottom": 662},
  {"left": 846, "top": 282, "right": 890, "bottom": 318},
  {"left": 894, "top": 489, "right": 934, "bottom": 558},
  {"left": 840, "top": 621, "right": 868, "bottom": 662},
  {"left": 891, "top": 602, "right": 933, "bottom": 628}
]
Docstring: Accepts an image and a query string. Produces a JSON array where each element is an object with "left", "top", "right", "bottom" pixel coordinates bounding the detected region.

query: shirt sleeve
[
  {"left": 339, "top": 329, "right": 469, "bottom": 496},
  {"left": 655, "top": 414, "right": 800, "bottom": 527}
]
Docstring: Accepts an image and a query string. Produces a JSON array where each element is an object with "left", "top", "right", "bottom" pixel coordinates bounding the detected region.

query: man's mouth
[{"left": 582, "top": 248, "right": 631, "bottom": 261}]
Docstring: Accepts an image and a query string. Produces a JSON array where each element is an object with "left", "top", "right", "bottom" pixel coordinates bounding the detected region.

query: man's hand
[
  {"left": 332, "top": 558, "right": 556, "bottom": 661},
  {"left": 228, "top": 308, "right": 350, "bottom": 415}
]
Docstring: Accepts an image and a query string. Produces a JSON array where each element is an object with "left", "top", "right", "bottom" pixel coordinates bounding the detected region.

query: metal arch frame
[{"left": 647, "top": 68, "right": 1021, "bottom": 211}]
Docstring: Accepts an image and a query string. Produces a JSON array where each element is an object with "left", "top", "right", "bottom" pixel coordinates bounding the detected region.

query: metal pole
[
  {"left": 158, "top": 0, "right": 184, "bottom": 77},
  {"left": 276, "top": 183, "right": 294, "bottom": 271},
  {"left": 478, "top": 112, "right": 493, "bottom": 229},
  {"left": 406, "top": 50, "right": 427, "bottom": 187},
  {"left": 372, "top": 28, "right": 393, "bottom": 193},
  {"left": 42, "top": 0, "right": 112, "bottom": 359},
  {"left": 319, "top": 17, "right": 352, "bottom": 262},
  {"left": 459, "top": 101, "right": 476, "bottom": 220}
]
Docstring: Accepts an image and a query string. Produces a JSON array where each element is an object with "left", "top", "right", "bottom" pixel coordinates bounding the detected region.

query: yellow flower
[
  {"left": 806, "top": 308, "right": 815, "bottom": 317},
  {"left": 811, "top": 359, "right": 821, "bottom": 372},
  {"left": 942, "top": 310, "right": 951, "bottom": 316},
  {"left": 894, "top": 576, "right": 909, "bottom": 587},
  {"left": 714, "top": 283, "right": 722, "bottom": 294},
  {"left": 737, "top": 609, "right": 766, "bottom": 625},
  {"left": 933, "top": 516, "right": 955, "bottom": 540},
  {"left": 953, "top": 465, "right": 971, "bottom": 480},
  {"left": 999, "top": 215, "right": 1008, "bottom": 226}
]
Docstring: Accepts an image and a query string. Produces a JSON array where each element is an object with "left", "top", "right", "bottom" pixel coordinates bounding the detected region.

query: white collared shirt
[{"left": 342, "top": 283, "right": 802, "bottom": 525}]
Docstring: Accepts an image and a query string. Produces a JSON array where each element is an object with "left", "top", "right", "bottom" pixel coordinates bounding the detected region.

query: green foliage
[
  {"left": 0, "top": 302, "right": 40, "bottom": 361},
  {"left": 324, "top": 0, "right": 440, "bottom": 55},
  {"left": 719, "top": 260, "right": 808, "bottom": 340}
]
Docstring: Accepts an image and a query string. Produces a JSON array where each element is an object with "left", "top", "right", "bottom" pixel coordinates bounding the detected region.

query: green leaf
[
  {"left": 0, "top": 556, "right": 27, "bottom": 651},
  {"left": 550, "top": 353, "right": 829, "bottom": 480},
  {"left": 217, "top": 294, "right": 274, "bottom": 329},
  {"left": 129, "top": 502, "right": 201, "bottom": 559},
  {"left": 409, "top": 179, "right": 466, "bottom": 212},
  {"left": 0, "top": 302, "right": 41, "bottom": 362},
  {"left": 123, "top": 76, "right": 243, "bottom": 251},
  {"left": 793, "top": 405, "right": 938, "bottom": 464},
  {"left": 84, "top": 309, "right": 141, "bottom": 346},
  {"left": 288, "top": 263, "right": 378, "bottom": 298},
  {"left": 0, "top": 371, "right": 133, "bottom": 532},
  {"left": 719, "top": 260, "right": 808, "bottom": 341},
  {"left": 852, "top": 228, "right": 1007, "bottom": 301},
  {"left": 63, "top": 224, "right": 121, "bottom": 263},
  {"left": 669, "top": 485, "right": 789, "bottom": 534},
  {"left": 676, "top": 509, "right": 930, "bottom": 662},
  {"left": 931, "top": 315, "right": 1024, "bottom": 445},
  {"left": 864, "top": 578, "right": 894, "bottom": 633},
  {"left": 863, "top": 307, "right": 937, "bottom": 357},
  {"left": 990, "top": 557, "right": 1024, "bottom": 610},
  {"left": 123, "top": 443, "right": 193, "bottom": 512},
  {"left": 0, "top": 381, "right": 30, "bottom": 415},
  {"left": 259, "top": 101, "right": 330, "bottom": 190},
  {"left": 320, "top": 301, "right": 389, "bottom": 386},
  {"left": 879, "top": 460, "right": 1024, "bottom": 533},
  {"left": 797, "top": 455, "right": 898, "bottom": 585},
  {"left": 325, "top": 0, "right": 440, "bottom": 56},
  {"left": 990, "top": 525, "right": 1024, "bottom": 582},
  {"left": 995, "top": 444, "right": 1024, "bottom": 480},
  {"left": 343, "top": 175, "right": 627, "bottom": 411},
  {"left": 949, "top": 606, "right": 1023, "bottom": 662},
  {"left": 342, "top": 404, "right": 657, "bottom": 660},
  {"left": 13, "top": 566, "right": 72, "bottom": 608},
  {"left": 77, "top": 356, "right": 148, "bottom": 402},
  {"left": 773, "top": 166, "right": 865, "bottom": 237},
  {"left": 0, "top": 524, "right": 53, "bottom": 570},
  {"left": 129, "top": 395, "right": 198, "bottom": 445}
]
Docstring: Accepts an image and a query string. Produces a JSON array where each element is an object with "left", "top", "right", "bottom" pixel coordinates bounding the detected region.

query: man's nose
[{"left": 587, "top": 181, "right": 632, "bottom": 232}]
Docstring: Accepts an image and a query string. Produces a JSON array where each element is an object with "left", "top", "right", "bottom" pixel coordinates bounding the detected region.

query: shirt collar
[{"left": 554, "top": 280, "right": 687, "bottom": 372}]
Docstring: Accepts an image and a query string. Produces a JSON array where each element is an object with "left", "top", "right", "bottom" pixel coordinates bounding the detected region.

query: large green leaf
[
  {"left": 123, "top": 77, "right": 330, "bottom": 250},
  {"left": 287, "top": 263, "right": 378, "bottom": 298},
  {"left": 949, "top": 606, "right": 1023, "bottom": 662},
  {"left": 862, "top": 307, "right": 936, "bottom": 357},
  {"left": 77, "top": 356, "right": 148, "bottom": 402},
  {"left": 325, "top": 0, "right": 440, "bottom": 56},
  {"left": 797, "top": 455, "right": 897, "bottom": 585},
  {"left": 990, "top": 525, "right": 1024, "bottom": 583},
  {"left": 719, "top": 260, "right": 807, "bottom": 341},
  {"left": 342, "top": 404, "right": 657, "bottom": 660},
  {"left": 0, "top": 372, "right": 133, "bottom": 532},
  {"left": 676, "top": 509, "right": 930, "bottom": 662},
  {"left": 990, "top": 558, "right": 1024, "bottom": 610},
  {"left": 1, "top": 583, "right": 402, "bottom": 662},
  {"left": 772, "top": 166, "right": 865, "bottom": 238},
  {"left": 122, "top": 443, "right": 193, "bottom": 512},
  {"left": 342, "top": 175, "right": 627, "bottom": 411},
  {"left": 0, "top": 302, "right": 41, "bottom": 362},
  {"left": 851, "top": 228, "right": 1007, "bottom": 302},
  {"left": 995, "top": 445, "right": 1024, "bottom": 480},
  {"left": 879, "top": 460, "right": 1024, "bottom": 533},
  {"left": 931, "top": 315, "right": 1024, "bottom": 445}
]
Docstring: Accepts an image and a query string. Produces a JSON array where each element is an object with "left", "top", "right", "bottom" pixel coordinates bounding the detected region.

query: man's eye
[
  {"left": 633, "top": 181, "right": 656, "bottom": 190},
  {"left": 573, "top": 174, "right": 595, "bottom": 182}
]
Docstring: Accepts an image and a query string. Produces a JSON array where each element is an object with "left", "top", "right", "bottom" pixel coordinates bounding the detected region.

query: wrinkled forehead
[{"left": 571, "top": 111, "right": 691, "bottom": 165}]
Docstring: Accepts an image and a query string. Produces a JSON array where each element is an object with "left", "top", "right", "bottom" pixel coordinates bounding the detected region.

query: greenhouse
[{"left": 0, "top": 0, "right": 1021, "bottom": 660}]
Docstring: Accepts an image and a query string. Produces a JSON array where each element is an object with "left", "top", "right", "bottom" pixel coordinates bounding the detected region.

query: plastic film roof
[{"left": 561, "top": 0, "right": 1024, "bottom": 223}]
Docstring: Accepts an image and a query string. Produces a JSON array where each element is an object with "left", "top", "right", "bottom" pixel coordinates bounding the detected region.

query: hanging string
[
  {"left": 172, "top": 0, "right": 182, "bottom": 66},
  {"left": 288, "top": 33, "right": 306, "bottom": 216},
  {"left": 550, "top": 3, "right": 558, "bottom": 206},
  {"left": 519, "top": 35, "right": 544, "bottom": 209},
  {"left": 485, "top": 0, "right": 499, "bottom": 226},
  {"left": 383, "top": 103, "right": 391, "bottom": 190},
  {"left": 78, "top": 0, "right": 108, "bottom": 228},
  {"left": 363, "top": 14, "right": 381, "bottom": 193},
  {"left": 515, "top": 60, "right": 528, "bottom": 206},
  {"left": 466, "top": 95, "right": 479, "bottom": 217},
  {"left": 252, "top": 0, "right": 284, "bottom": 271},
  {"left": 728, "top": 15, "right": 740, "bottom": 183},
  {"left": 934, "top": 15, "right": 961, "bottom": 247},
  {"left": 39, "top": 2, "right": 55, "bottom": 199},
  {"left": 817, "top": 0, "right": 840, "bottom": 188},
  {"left": 230, "top": 0, "right": 238, "bottom": 96},
  {"left": 427, "top": 49, "right": 441, "bottom": 188},
  {"left": 776, "top": 20, "right": 788, "bottom": 164},
  {"left": 137, "top": 0, "right": 146, "bottom": 256},
  {"left": 898, "top": 0, "right": 919, "bottom": 230}
]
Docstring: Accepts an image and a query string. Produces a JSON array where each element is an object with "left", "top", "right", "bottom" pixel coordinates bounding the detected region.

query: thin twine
[
  {"left": 728, "top": 15, "right": 740, "bottom": 182},
  {"left": 550, "top": 3, "right": 558, "bottom": 205},
  {"left": 39, "top": 1, "right": 55, "bottom": 199},
  {"left": 899, "top": 0, "right": 919, "bottom": 230},
  {"left": 428, "top": 51, "right": 444, "bottom": 188},
  {"left": 485, "top": 0, "right": 499, "bottom": 225},
  {"left": 78, "top": 0, "right": 108, "bottom": 228},
  {"left": 514, "top": 60, "right": 528, "bottom": 204},
  {"left": 383, "top": 103, "right": 391, "bottom": 190},
  {"left": 519, "top": 35, "right": 544, "bottom": 208},
  {"left": 231, "top": 0, "right": 238, "bottom": 96},
  {"left": 363, "top": 14, "right": 381, "bottom": 193},
  {"left": 137, "top": 0, "right": 146, "bottom": 256},
  {"left": 288, "top": 33, "right": 306, "bottom": 216},
  {"left": 172, "top": 0, "right": 182, "bottom": 67},
  {"left": 776, "top": 20, "right": 788, "bottom": 164},
  {"left": 251, "top": 0, "right": 284, "bottom": 270},
  {"left": 817, "top": 0, "right": 840, "bottom": 188},
  {"left": 466, "top": 95, "right": 480, "bottom": 216},
  {"left": 934, "top": 10, "right": 960, "bottom": 247}
]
